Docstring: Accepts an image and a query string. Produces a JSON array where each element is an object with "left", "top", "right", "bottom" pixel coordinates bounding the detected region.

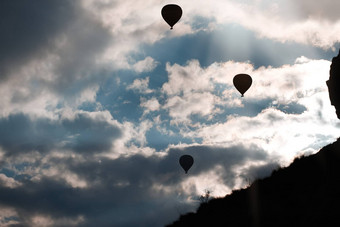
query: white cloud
[
  {"left": 160, "top": 57, "right": 336, "bottom": 129},
  {"left": 30, "top": 215, "right": 85, "bottom": 227},
  {"left": 159, "top": 57, "right": 340, "bottom": 165},
  {"left": 189, "top": 106, "right": 339, "bottom": 164},
  {"left": 163, "top": 60, "right": 213, "bottom": 95},
  {"left": 164, "top": 92, "right": 218, "bottom": 124},
  {"left": 127, "top": 77, "right": 153, "bottom": 94},
  {"left": 0, "top": 174, "right": 22, "bottom": 188},
  {"left": 140, "top": 97, "right": 161, "bottom": 114},
  {"left": 39, "top": 167, "right": 88, "bottom": 189},
  {"left": 108, "top": 119, "right": 155, "bottom": 158},
  {"left": 179, "top": 0, "right": 340, "bottom": 48},
  {"left": 246, "top": 57, "right": 331, "bottom": 102},
  {"left": 0, "top": 55, "right": 60, "bottom": 118},
  {"left": 179, "top": 165, "right": 232, "bottom": 198},
  {"left": 132, "top": 57, "right": 158, "bottom": 73}
]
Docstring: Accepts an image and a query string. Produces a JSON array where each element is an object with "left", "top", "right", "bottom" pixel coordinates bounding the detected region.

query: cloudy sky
[{"left": 1, "top": 0, "right": 340, "bottom": 226}]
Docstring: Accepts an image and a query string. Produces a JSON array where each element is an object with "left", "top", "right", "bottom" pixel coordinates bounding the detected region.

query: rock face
[{"left": 327, "top": 50, "right": 340, "bottom": 118}]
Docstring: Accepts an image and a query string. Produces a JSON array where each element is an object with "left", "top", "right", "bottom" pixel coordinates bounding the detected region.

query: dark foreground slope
[{"left": 167, "top": 138, "right": 340, "bottom": 227}]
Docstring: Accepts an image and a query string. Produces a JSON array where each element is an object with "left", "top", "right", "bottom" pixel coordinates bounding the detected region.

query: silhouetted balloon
[
  {"left": 179, "top": 155, "right": 194, "bottom": 174},
  {"left": 161, "top": 4, "right": 182, "bottom": 29},
  {"left": 233, "top": 74, "right": 252, "bottom": 97}
]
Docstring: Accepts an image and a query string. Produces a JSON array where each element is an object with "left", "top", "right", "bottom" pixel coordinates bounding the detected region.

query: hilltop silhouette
[
  {"left": 167, "top": 52, "right": 340, "bottom": 227},
  {"left": 166, "top": 139, "right": 340, "bottom": 227}
]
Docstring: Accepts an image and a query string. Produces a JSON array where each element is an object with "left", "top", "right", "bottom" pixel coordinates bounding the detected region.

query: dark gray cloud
[
  {"left": 0, "top": 176, "right": 189, "bottom": 227},
  {"left": 0, "top": 144, "right": 276, "bottom": 226},
  {"left": 71, "top": 144, "right": 270, "bottom": 188},
  {"left": 0, "top": 0, "right": 112, "bottom": 104},
  {"left": 0, "top": 113, "right": 121, "bottom": 156},
  {"left": 0, "top": 0, "right": 77, "bottom": 80},
  {"left": 47, "top": 10, "right": 112, "bottom": 97},
  {"left": 167, "top": 145, "right": 270, "bottom": 187}
]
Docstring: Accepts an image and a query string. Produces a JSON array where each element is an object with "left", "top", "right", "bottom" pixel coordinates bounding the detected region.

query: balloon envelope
[
  {"left": 233, "top": 74, "right": 252, "bottom": 97},
  {"left": 179, "top": 155, "right": 194, "bottom": 174},
  {"left": 161, "top": 4, "right": 182, "bottom": 29}
]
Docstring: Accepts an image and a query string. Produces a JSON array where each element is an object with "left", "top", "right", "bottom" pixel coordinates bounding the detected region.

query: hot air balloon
[
  {"left": 233, "top": 74, "right": 252, "bottom": 97},
  {"left": 161, "top": 4, "right": 182, "bottom": 29},
  {"left": 179, "top": 155, "right": 194, "bottom": 174}
]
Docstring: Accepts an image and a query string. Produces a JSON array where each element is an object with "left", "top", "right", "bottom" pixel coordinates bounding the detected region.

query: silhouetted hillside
[{"left": 166, "top": 138, "right": 340, "bottom": 227}]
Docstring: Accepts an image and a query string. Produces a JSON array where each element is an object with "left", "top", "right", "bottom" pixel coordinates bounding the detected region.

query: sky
[{"left": 1, "top": 0, "right": 340, "bottom": 226}]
